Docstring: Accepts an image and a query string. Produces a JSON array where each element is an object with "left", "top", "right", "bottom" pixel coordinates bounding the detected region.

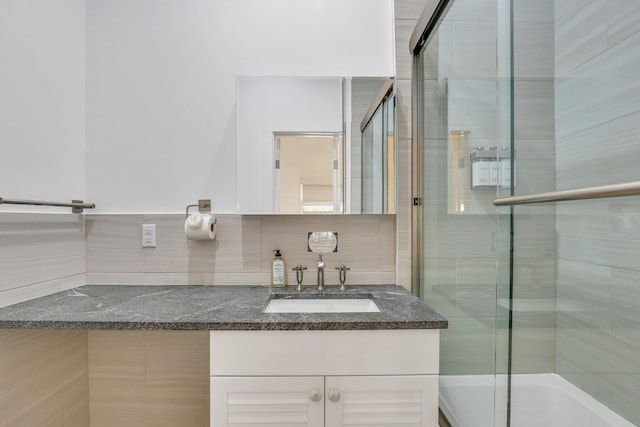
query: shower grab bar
[
  {"left": 0, "top": 197, "right": 96, "bottom": 213},
  {"left": 493, "top": 181, "right": 640, "bottom": 206}
]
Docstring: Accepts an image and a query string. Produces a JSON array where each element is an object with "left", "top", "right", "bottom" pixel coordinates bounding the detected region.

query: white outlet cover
[{"left": 142, "top": 224, "right": 156, "bottom": 248}]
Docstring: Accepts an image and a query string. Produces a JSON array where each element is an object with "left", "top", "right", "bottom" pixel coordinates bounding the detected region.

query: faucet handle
[
  {"left": 335, "top": 264, "right": 350, "bottom": 291},
  {"left": 292, "top": 265, "right": 307, "bottom": 291}
]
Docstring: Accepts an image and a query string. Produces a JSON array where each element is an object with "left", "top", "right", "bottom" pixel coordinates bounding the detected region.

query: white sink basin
[{"left": 264, "top": 298, "right": 380, "bottom": 313}]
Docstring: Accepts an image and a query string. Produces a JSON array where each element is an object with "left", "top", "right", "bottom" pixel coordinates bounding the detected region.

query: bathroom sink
[{"left": 263, "top": 297, "right": 380, "bottom": 313}]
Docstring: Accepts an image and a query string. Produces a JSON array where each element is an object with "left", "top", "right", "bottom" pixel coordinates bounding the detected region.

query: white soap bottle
[{"left": 271, "top": 249, "right": 286, "bottom": 287}]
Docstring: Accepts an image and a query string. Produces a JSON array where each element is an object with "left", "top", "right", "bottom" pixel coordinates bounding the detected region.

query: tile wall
[
  {"left": 554, "top": 0, "right": 640, "bottom": 423},
  {"left": 89, "top": 330, "right": 209, "bottom": 427},
  {"left": 85, "top": 214, "right": 396, "bottom": 288},
  {"left": 510, "top": 0, "right": 557, "bottom": 374},
  {"left": 393, "top": 0, "right": 426, "bottom": 289},
  {"left": 0, "top": 330, "right": 89, "bottom": 426},
  {"left": 0, "top": 213, "right": 86, "bottom": 307}
]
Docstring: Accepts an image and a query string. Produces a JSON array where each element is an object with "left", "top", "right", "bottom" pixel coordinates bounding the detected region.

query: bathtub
[{"left": 440, "top": 374, "right": 635, "bottom": 427}]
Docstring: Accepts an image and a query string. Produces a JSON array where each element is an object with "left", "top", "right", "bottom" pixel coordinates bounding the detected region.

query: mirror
[{"left": 236, "top": 76, "right": 395, "bottom": 215}]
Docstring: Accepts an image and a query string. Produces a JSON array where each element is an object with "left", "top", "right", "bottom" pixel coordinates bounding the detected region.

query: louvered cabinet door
[
  {"left": 324, "top": 375, "right": 438, "bottom": 427},
  {"left": 211, "top": 376, "right": 325, "bottom": 427}
]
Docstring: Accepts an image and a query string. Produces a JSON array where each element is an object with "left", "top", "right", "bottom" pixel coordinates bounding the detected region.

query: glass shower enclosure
[{"left": 411, "top": 0, "right": 640, "bottom": 426}]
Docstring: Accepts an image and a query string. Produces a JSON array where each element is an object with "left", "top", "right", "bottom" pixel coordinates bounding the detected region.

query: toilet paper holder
[
  {"left": 184, "top": 199, "right": 217, "bottom": 241},
  {"left": 185, "top": 199, "right": 213, "bottom": 219}
]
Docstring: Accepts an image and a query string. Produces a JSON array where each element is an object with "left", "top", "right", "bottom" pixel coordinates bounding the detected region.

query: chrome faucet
[
  {"left": 292, "top": 264, "right": 307, "bottom": 292},
  {"left": 316, "top": 254, "right": 326, "bottom": 292},
  {"left": 335, "top": 264, "right": 351, "bottom": 292}
]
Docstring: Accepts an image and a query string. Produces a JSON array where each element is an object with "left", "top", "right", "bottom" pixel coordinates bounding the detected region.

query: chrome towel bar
[
  {"left": 493, "top": 181, "right": 640, "bottom": 206},
  {"left": 0, "top": 198, "right": 95, "bottom": 213}
]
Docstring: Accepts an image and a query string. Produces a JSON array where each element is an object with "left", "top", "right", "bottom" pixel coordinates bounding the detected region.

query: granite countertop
[{"left": 0, "top": 285, "right": 448, "bottom": 331}]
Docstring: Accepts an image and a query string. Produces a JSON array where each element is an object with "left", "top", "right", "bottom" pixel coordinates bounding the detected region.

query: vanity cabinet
[
  {"left": 210, "top": 329, "right": 440, "bottom": 427},
  {"left": 211, "top": 375, "right": 436, "bottom": 426}
]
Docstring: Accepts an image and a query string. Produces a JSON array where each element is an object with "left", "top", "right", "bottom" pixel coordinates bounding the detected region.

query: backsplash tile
[
  {"left": 85, "top": 215, "right": 144, "bottom": 273},
  {"left": 85, "top": 214, "right": 396, "bottom": 287},
  {"left": 0, "top": 213, "right": 86, "bottom": 307}
]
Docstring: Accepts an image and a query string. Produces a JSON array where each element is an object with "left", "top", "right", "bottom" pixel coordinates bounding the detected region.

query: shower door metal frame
[{"left": 409, "top": 0, "right": 453, "bottom": 299}]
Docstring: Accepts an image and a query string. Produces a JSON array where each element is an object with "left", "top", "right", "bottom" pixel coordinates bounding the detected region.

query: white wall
[
  {"left": 0, "top": 0, "right": 86, "bottom": 213},
  {"left": 86, "top": 0, "right": 395, "bottom": 214},
  {"left": 0, "top": 0, "right": 87, "bottom": 307}
]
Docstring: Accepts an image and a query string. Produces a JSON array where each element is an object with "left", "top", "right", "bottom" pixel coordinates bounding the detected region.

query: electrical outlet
[{"left": 142, "top": 224, "right": 156, "bottom": 248}]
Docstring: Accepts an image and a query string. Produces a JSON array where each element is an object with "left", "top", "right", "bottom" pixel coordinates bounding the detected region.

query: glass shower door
[
  {"left": 413, "top": 0, "right": 512, "bottom": 425},
  {"left": 506, "top": 0, "right": 640, "bottom": 426}
]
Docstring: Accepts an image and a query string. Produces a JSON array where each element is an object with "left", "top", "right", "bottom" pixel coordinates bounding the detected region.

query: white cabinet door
[
  {"left": 211, "top": 376, "right": 325, "bottom": 427},
  {"left": 324, "top": 375, "right": 438, "bottom": 427}
]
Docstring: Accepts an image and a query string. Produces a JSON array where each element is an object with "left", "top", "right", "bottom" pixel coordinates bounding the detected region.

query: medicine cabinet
[{"left": 236, "top": 76, "right": 395, "bottom": 215}]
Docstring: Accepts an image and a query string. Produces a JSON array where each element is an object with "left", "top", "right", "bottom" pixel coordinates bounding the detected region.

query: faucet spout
[{"left": 316, "top": 254, "right": 326, "bottom": 292}]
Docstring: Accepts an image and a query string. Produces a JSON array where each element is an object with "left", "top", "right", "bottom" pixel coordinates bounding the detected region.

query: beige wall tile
[
  {"left": 379, "top": 215, "right": 396, "bottom": 272},
  {"left": 607, "top": 111, "right": 640, "bottom": 184},
  {"left": 89, "top": 330, "right": 209, "bottom": 427},
  {"left": 207, "top": 215, "right": 262, "bottom": 273},
  {"left": 608, "top": 0, "right": 640, "bottom": 46},
  {"left": 0, "top": 213, "right": 85, "bottom": 293},
  {"left": 439, "top": 316, "right": 496, "bottom": 375},
  {"left": 558, "top": 233, "right": 640, "bottom": 272},
  {"left": 140, "top": 214, "right": 196, "bottom": 273},
  {"left": 139, "top": 215, "right": 262, "bottom": 274},
  {"left": 0, "top": 274, "right": 85, "bottom": 308},
  {"left": 144, "top": 331, "right": 209, "bottom": 387},
  {"left": 555, "top": 0, "right": 608, "bottom": 78},
  {"left": 86, "top": 215, "right": 144, "bottom": 273},
  {"left": 552, "top": 8, "right": 640, "bottom": 422},
  {"left": 446, "top": 0, "right": 496, "bottom": 22},
  {"left": 514, "top": 80, "right": 556, "bottom": 141},
  {"left": 85, "top": 214, "right": 396, "bottom": 287},
  {"left": 88, "top": 331, "right": 146, "bottom": 386},
  {"left": 563, "top": 373, "right": 640, "bottom": 427},
  {"left": 450, "top": 21, "right": 497, "bottom": 79},
  {"left": 612, "top": 268, "right": 640, "bottom": 328},
  {"left": 202, "top": 272, "right": 270, "bottom": 286},
  {"left": 395, "top": 80, "right": 412, "bottom": 140},
  {"left": 511, "top": 327, "right": 556, "bottom": 374},
  {"left": 260, "top": 215, "right": 386, "bottom": 272},
  {"left": 0, "top": 330, "right": 88, "bottom": 427},
  {"left": 394, "top": 0, "right": 429, "bottom": 20},
  {"left": 86, "top": 272, "right": 202, "bottom": 286},
  {"left": 513, "top": 0, "right": 554, "bottom": 24},
  {"left": 514, "top": 23, "right": 554, "bottom": 79},
  {"left": 395, "top": 20, "right": 417, "bottom": 80},
  {"left": 513, "top": 140, "right": 556, "bottom": 195}
]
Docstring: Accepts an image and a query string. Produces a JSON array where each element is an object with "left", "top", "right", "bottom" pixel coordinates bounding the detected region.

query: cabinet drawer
[{"left": 210, "top": 329, "right": 439, "bottom": 376}]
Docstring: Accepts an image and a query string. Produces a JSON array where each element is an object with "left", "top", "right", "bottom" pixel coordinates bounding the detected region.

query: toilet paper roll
[{"left": 184, "top": 213, "right": 217, "bottom": 240}]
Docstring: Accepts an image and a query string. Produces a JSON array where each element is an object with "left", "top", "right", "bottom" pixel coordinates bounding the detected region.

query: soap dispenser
[{"left": 271, "top": 249, "right": 286, "bottom": 287}]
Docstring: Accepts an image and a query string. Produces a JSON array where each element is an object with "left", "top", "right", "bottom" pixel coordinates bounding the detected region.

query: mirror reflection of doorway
[{"left": 274, "top": 133, "right": 343, "bottom": 214}]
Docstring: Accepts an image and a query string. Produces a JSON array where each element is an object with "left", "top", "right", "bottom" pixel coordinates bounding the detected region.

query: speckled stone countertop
[{"left": 0, "top": 285, "right": 448, "bottom": 331}]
